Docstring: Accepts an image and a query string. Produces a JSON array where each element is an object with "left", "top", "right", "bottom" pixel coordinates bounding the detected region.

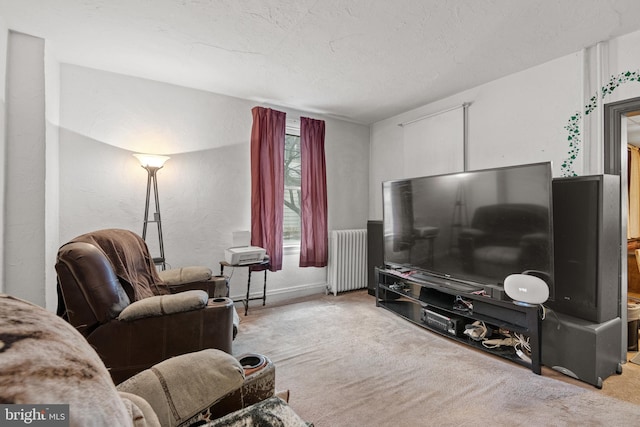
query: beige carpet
[{"left": 232, "top": 290, "right": 640, "bottom": 426}]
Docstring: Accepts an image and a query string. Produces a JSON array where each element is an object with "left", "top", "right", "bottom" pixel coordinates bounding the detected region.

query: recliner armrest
[
  {"left": 90, "top": 298, "right": 235, "bottom": 383},
  {"left": 117, "top": 290, "right": 208, "bottom": 321},
  {"left": 116, "top": 349, "right": 245, "bottom": 427}
]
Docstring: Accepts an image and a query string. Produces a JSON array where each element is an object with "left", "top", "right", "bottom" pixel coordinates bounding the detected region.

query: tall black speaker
[
  {"left": 367, "top": 220, "right": 384, "bottom": 296},
  {"left": 549, "top": 175, "right": 620, "bottom": 323}
]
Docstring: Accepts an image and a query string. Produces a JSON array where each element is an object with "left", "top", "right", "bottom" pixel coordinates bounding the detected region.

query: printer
[{"left": 224, "top": 246, "right": 266, "bottom": 265}]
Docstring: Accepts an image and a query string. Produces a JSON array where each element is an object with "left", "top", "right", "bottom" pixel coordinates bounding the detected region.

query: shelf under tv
[{"left": 375, "top": 267, "right": 542, "bottom": 374}]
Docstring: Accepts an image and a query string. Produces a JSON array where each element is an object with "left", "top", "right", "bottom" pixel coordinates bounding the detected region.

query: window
[{"left": 284, "top": 128, "right": 301, "bottom": 245}]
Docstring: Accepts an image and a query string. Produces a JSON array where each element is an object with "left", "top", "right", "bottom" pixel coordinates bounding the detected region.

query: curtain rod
[{"left": 398, "top": 102, "right": 471, "bottom": 127}]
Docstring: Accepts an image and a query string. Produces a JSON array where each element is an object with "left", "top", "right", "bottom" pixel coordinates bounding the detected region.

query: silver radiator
[{"left": 327, "top": 229, "right": 367, "bottom": 296}]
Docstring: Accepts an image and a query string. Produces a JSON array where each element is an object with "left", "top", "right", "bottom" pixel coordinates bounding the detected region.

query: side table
[{"left": 219, "top": 257, "right": 270, "bottom": 315}]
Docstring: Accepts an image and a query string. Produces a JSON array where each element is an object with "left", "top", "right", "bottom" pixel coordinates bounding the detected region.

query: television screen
[{"left": 382, "top": 162, "right": 554, "bottom": 297}]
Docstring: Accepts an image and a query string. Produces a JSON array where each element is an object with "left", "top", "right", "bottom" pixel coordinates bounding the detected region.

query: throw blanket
[
  {"left": 0, "top": 295, "right": 133, "bottom": 426},
  {"left": 71, "top": 228, "right": 167, "bottom": 301},
  {"left": 207, "top": 397, "right": 312, "bottom": 427}
]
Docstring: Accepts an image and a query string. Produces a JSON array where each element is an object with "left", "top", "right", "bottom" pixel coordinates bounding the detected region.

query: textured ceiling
[{"left": 2, "top": 0, "right": 640, "bottom": 124}]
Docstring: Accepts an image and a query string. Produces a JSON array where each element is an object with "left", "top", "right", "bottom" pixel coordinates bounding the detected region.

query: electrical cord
[
  {"left": 539, "top": 303, "right": 547, "bottom": 320},
  {"left": 454, "top": 295, "right": 473, "bottom": 313},
  {"left": 479, "top": 329, "right": 532, "bottom": 365},
  {"left": 543, "top": 304, "right": 563, "bottom": 330},
  {"left": 481, "top": 336, "right": 516, "bottom": 349},
  {"left": 513, "top": 332, "right": 532, "bottom": 363},
  {"left": 464, "top": 321, "right": 489, "bottom": 341}
]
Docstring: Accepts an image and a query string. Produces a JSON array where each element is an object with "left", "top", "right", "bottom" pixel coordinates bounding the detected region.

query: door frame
[{"left": 604, "top": 96, "right": 640, "bottom": 360}]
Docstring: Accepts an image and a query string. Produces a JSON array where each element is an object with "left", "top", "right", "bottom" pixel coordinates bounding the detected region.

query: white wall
[
  {"left": 44, "top": 43, "right": 60, "bottom": 311},
  {"left": 600, "top": 32, "right": 640, "bottom": 107},
  {"left": 59, "top": 65, "right": 370, "bottom": 302},
  {"left": 28, "top": 27, "right": 640, "bottom": 309},
  {"left": 0, "top": 20, "right": 7, "bottom": 294},
  {"left": 4, "top": 31, "right": 47, "bottom": 305},
  {"left": 370, "top": 30, "right": 640, "bottom": 219},
  {"left": 370, "top": 52, "right": 582, "bottom": 220}
]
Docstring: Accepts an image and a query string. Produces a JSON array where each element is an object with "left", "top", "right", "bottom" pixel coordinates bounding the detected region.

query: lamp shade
[{"left": 133, "top": 153, "right": 170, "bottom": 168}]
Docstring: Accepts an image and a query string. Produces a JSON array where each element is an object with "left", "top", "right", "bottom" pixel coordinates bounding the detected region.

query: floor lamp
[{"left": 134, "top": 153, "right": 170, "bottom": 270}]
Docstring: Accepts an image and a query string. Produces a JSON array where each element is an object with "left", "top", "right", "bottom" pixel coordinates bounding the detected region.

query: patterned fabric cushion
[
  {"left": 0, "top": 294, "right": 131, "bottom": 426},
  {"left": 205, "top": 397, "right": 312, "bottom": 427}
]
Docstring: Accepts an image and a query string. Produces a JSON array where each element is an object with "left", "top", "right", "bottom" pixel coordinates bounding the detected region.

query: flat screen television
[{"left": 382, "top": 162, "right": 554, "bottom": 299}]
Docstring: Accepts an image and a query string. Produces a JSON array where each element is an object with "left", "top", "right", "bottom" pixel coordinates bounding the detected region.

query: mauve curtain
[
  {"left": 251, "top": 107, "right": 286, "bottom": 271},
  {"left": 299, "top": 117, "right": 328, "bottom": 267}
]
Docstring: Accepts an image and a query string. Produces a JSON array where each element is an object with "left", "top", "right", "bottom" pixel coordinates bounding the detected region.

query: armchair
[
  {"left": 0, "top": 294, "right": 309, "bottom": 427},
  {"left": 55, "top": 229, "right": 236, "bottom": 383}
]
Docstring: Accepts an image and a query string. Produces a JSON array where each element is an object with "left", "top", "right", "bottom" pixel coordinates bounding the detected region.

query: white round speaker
[{"left": 503, "top": 273, "right": 549, "bottom": 306}]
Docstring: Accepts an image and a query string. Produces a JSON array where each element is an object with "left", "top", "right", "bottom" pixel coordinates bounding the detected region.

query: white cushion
[{"left": 118, "top": 290, "right": 208, "bottom": 321}]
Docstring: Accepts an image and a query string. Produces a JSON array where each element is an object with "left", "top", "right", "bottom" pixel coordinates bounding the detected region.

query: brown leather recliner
[{"left": 55, "top": 229, "right": 235, "bottom": 384}]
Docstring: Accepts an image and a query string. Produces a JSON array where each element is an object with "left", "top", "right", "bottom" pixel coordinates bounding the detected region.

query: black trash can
[
  {"left": 628, "top": 319, "right": 639, "bottom": 351},
  {"left": 629, "top": 302, "right": 640, "bottom": 351}
]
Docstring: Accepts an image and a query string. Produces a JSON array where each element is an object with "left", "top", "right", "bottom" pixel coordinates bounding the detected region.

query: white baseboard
[{"left": 230, "top": 282, "right": 327, "bottom": 307}]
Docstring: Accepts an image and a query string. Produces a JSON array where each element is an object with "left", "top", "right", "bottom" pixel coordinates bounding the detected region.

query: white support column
[{"left": 4, "top": 31, "right": 47, "bottom": 305}]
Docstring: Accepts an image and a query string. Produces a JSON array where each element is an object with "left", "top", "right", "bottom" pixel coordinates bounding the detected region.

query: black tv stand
[{"left": 376, "top": 267, "right": 542, "bottom": 374}]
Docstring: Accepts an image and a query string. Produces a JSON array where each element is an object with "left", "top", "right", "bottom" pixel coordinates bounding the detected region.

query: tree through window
[{"left": 284, "top": 132, "right": 301, "bottom": 244}]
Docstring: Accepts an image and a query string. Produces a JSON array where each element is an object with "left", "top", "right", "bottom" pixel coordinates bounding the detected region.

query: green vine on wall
[
  {"left": 561, "top": 112, "right": 582, "bottom": 176},
  {"left": 561, "top": 70, "right": 640, "bottom": 177}
]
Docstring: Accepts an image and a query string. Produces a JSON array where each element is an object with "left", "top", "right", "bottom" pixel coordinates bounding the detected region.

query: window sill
[{"left": 284, "top": 244, "right": 300, "bottom": 255}]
